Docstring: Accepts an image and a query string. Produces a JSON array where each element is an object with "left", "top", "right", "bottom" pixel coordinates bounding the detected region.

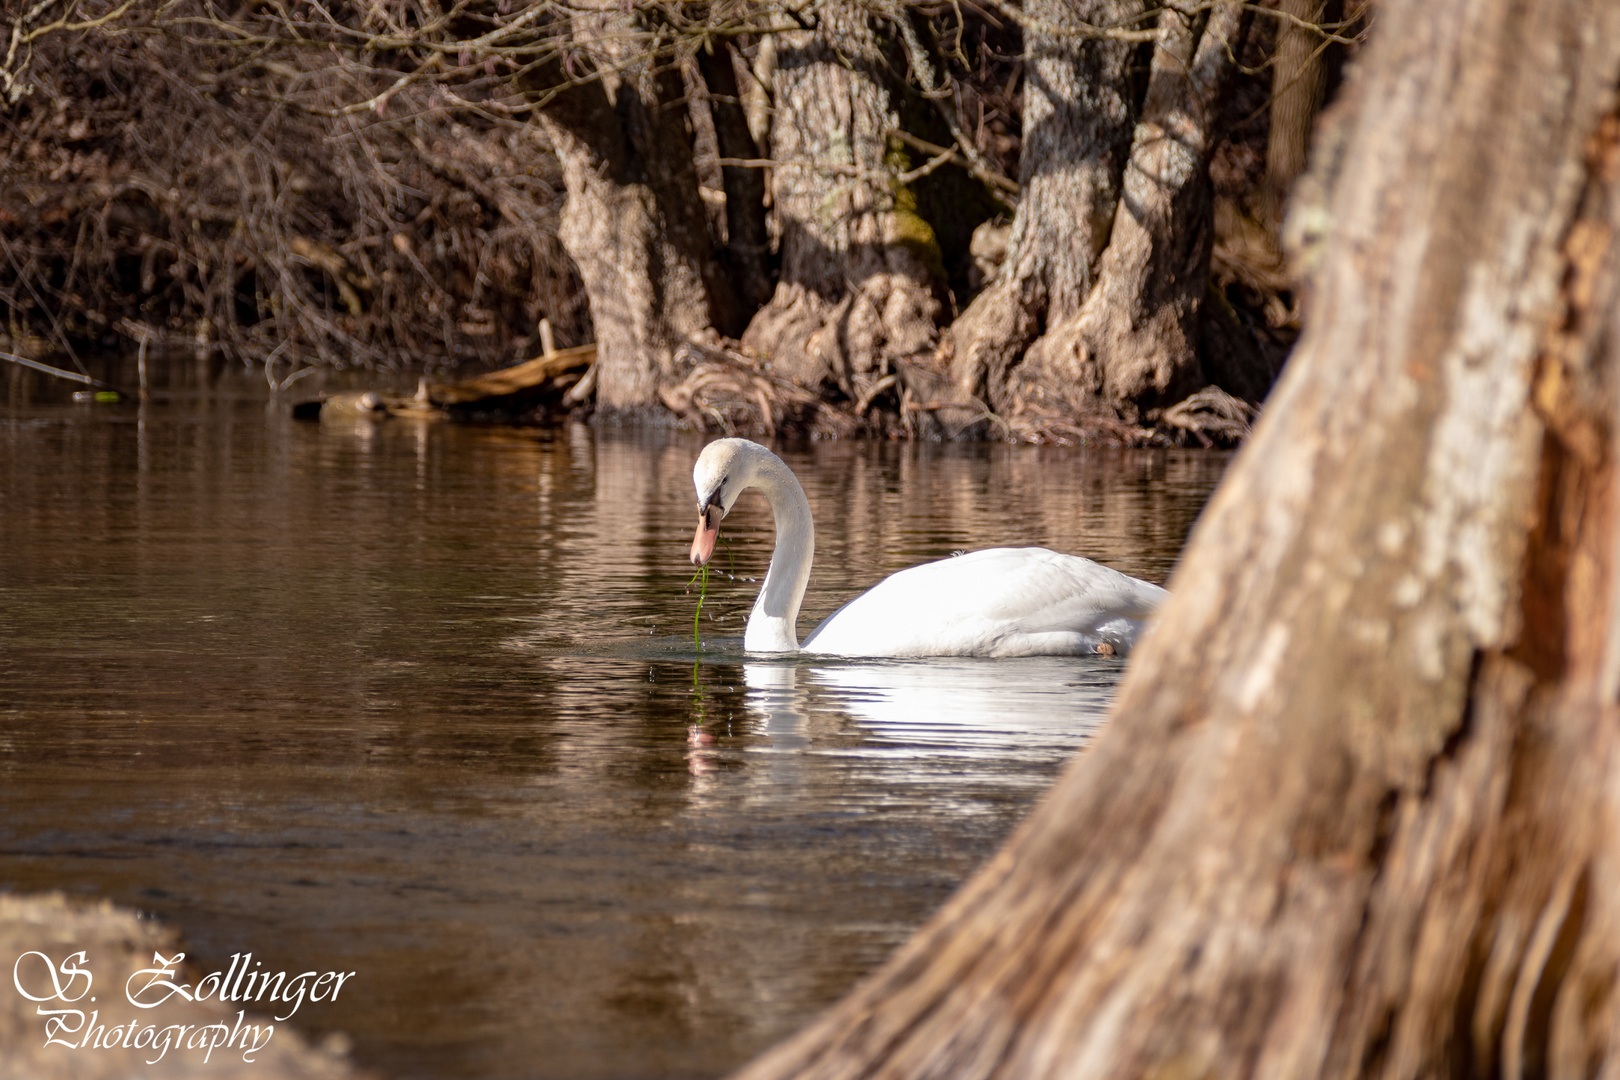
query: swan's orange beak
[{"left": 690, "top": 508, "right": 719, "bottom": 566}]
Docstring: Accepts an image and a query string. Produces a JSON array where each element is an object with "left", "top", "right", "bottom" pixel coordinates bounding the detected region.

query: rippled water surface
[{"left": 0, "top": 367, "right": 1227, "bottom": 1079}]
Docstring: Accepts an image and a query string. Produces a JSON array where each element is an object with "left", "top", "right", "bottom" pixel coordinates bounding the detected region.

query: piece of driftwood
[
  {"left": 293, "top": 343, "right": 597, "bottom": 421},
  {"left": 426, "top": 343, "right": 597, "bottom": 405}
]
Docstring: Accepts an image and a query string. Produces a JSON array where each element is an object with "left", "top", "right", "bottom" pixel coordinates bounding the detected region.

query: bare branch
[{"left": 889, "top": 127, "right": 1018, "bottom": 194}]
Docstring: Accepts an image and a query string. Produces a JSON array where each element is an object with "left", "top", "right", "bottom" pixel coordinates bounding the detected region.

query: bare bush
[{"left": 0, "top": 0, "right": 588, "bottom": 372}]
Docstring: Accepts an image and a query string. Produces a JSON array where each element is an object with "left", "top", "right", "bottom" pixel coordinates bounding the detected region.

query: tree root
[
  {"left": 643, "top": 342, "right": 1250, "bottom": 446},
  {"left": 653, "top": 343, "right": 904, "bottom": 439}
]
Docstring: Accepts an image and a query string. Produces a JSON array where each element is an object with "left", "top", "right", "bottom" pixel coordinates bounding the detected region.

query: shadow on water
[{"left": 0, "top": 367, "right": 1228, "bottom": 1079}]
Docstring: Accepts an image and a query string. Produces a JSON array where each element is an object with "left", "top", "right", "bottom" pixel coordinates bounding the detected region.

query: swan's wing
[{"left": 802, "top": 548, "right": 1168, "bottom": 657}]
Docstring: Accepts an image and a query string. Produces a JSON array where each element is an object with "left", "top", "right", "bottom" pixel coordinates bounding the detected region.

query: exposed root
[
  {"left": 1158, "top": 386, "right": 1259, "bottom": 447},
  {"left": 655, "top": 343, "right": 899, "bottom": 439}
]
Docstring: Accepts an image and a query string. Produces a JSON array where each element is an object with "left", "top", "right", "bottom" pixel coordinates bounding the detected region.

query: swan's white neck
[{"left": 742, "top": 451, "right": 814, "bottom": 652}]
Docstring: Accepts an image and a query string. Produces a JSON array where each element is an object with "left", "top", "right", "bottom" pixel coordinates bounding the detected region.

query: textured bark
[
  {"left": 1008, "top": 3, "right": 1249, "bottom": 427},
  {"left": 533, "top": 15, "right": 736, "bottom": 411},
  {"left": 943, "top": 0, "right": 1144, "bottom": 427},
  {"left": 730, "top": 1, "right": 1620, "bottom": 1078},
  {"left": 740, "top": 5, "right": 942, "bottom": 400}
]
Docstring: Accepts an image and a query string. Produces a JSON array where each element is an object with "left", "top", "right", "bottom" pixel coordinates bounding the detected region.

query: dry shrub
[{"left": 0, "top": 2, "right": 589, "bottom": 373}]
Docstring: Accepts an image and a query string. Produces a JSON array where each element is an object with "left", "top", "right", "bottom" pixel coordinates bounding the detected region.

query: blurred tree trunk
[
  {"left": 740, "top": 4, "right": 943, "bottom": 403},
  {"left": 945, "top": 0, "right": 1256, "bottom": 436},
  {"left": 531, "top": 12, "right": 738, "bottom": 412},
  {"left": 730, "top": 0, "right": 1620, "bottom": 1077},
  {"left": 1263, "top": 0, "right": 1338, "bottom": 226}
]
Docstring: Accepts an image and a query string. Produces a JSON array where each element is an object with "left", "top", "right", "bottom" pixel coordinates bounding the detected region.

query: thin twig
[{"left": 0, "top": 351, "right": 119, "bottom": 390}]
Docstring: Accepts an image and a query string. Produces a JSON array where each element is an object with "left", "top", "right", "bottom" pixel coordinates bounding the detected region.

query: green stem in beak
[{"left": 692, "top": 563, "right": 708, "bottom": 650}]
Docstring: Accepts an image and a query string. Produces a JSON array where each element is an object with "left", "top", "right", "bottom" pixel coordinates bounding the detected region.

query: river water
[{"left": 0, "top": 364, "right": 1227, "bottom": 1079}]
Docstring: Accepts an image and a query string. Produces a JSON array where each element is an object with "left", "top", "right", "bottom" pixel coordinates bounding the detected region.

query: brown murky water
[{"left": 0, "top": 364, "right": 1228, "bottom": 1079}]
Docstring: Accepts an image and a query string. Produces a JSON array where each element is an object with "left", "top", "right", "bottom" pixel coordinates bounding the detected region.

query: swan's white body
[{"left": 689, "top": 438, "right": 1168, "bottom": 657}]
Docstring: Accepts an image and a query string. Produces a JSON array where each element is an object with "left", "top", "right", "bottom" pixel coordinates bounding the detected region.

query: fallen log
[{"left": 291, "top": 342, "right": 597, "bottom": 422}]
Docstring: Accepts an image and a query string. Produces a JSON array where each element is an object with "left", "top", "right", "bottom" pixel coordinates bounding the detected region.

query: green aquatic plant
[
  {"left": 689, "top": 564, "right": 709, "bottom": 649},
  {"left": 686, "top": 538, "right": 745, "bottom": 650}
]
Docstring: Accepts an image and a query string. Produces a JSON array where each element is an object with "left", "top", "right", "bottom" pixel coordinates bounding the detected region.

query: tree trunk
[
  {"left": 941, "top": 0, "right": 1144, "bottom": 433},
  {"left": 729, "top": 1, "right": 1620, "bottom": 1077},
  {"left": 740, "top": 4, "right": 943, "bottom": 402},
  {"left": 1003, "top": 2, "right": 1250, "bottom": 430},
  {"left": 532, "top": 15, "right": 737, "bottom": 412}
]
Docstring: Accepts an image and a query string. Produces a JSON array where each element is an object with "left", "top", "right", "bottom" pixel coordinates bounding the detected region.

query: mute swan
[{"left": 688, "top": 438, "right": 1168, "bottom": 657}]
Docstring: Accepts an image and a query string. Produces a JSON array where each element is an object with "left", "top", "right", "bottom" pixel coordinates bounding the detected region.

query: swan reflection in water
[{"left": 731, "top": 658, "right": 1116, "bottom": 756}]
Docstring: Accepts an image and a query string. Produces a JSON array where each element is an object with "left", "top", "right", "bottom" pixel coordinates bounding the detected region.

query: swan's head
[{"left": 690, "top": 438, "right": 763, "bottom": 566}]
